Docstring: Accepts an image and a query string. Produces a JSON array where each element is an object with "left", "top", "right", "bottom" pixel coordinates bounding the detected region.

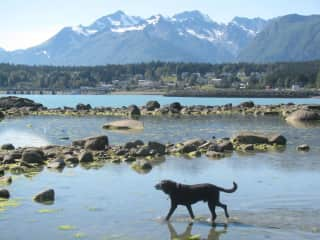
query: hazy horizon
[{"left": 0, "top": 0, "right": 319, "bottom": 51}]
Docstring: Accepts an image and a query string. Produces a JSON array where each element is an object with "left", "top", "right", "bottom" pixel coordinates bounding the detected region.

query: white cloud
[{"left": 0, "top": 26, "right": 62, "bottom": 51}]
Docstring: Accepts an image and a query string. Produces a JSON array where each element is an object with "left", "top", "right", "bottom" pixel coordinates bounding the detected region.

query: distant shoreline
[{"left": 164, "top": 89, "right": 320, "bottom": 98}]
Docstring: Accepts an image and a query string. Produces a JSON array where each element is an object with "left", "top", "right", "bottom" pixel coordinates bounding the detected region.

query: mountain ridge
[{"left": 0, "top": 11, "right": 319, "bottom": 65}]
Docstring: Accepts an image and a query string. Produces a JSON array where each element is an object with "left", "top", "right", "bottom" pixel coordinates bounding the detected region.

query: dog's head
[{"left": 155, "top": 180, "right": 177, "bottom": 195}]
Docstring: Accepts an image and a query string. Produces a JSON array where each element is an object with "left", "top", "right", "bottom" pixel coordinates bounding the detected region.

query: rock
[
  {"left": 286, "top": 110, "right": 320, "bottom": 122},
  {"left": 128, "top": 105, "right": 141, "bottom": 116},
  {"left": 0, "top": 176, "right": 12, "bottom": 185},
  {"left": 179, "top": 144, "right": 197, "bottom": 154},
  {"left": 79, "top": 151, "right": 94, "bottom": 163},
  {"left": 148, "top": 141, "right": 166, "bottom": 155},
  {"left": 241, "top": 144, "right": 254, "bottom": 151},
  {"left": 169, "top": 102, "right": 182, "bottom": 113},
  {"left": 1, "top": 143, "right": 15, "bottom": 150},
  {"left": 0, "top": 96, "right": 43, "bottom": 110},
  {"left": 135, "top": 146, "right": 151, "bottom": 157},
  {"left": 218, "top": 140, "right": 234, "bottom": 151},
  {"left": 3, "top": 154, "right": 17, "bottom": 164},
  {"left": 0, "top": 168, "right": 4, "bottom": 177},
  {"left": 64, "top": 155, "right": 79, "bottom": 165},
  {"left": 233, "top": 132, "right": 269, "bottom": 144},
  {"left": 84, "top": 135, "right": 109, "bottom": 151},
  {"left": 103, "top": 119, "right": 144, "bottom": 130},
  {"left": 182, "top": 138, "right": 205, "bottom": 148},
  {"left": 21, "top": 150, "right": 44, "bottom": 164},
  {"left": 0, "top": 111, "right": 4, "bottom": 118},
  {"left": 238, "top": 101, "right": 255, "bottom": 108},
  {"left": 33, "top": 189, "right": 54, "bottom": 203},
  {"left": 131, "top": 160, "right": 152, "bottom": 172},
  {"left": 115, "top": 149, "right": 128, "bottom": 156},
  {"left": 268, "top": 134, "right": 287, "bottom": 145},
  {"left": 124, "top": 140, "right": 144, "bottom": 149},
  {"left": 297, "top": 144, "right": 310, "bottom": 151},
  {"left": 146, "top": 101, "right": 160, "bottom": 111},
  {"left": 47, "top": 158, "right": 66, "bottom": 169},
  {"left": 206, "top": 151, "right": 225, "bottom": 158},
  {"left": 76, "top": 103, "right": 91, "bottom": 111},
  {"left": 0, "top": 189, "right": 10, "bottom": 199}
]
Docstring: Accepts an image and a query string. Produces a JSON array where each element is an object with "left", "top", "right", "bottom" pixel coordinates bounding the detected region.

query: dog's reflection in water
[{"left": 167, "top": 222, "right": 227, "bottom": 240}]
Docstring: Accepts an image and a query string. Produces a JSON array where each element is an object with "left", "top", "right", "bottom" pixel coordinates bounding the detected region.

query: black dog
[{"left": 155, "top": 180, "right": 237, "bottom": 222}]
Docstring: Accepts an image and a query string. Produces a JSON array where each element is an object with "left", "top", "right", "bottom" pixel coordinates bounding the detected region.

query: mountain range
[{"left": 0, "top": 11, "right": 319, "bottom": 65}]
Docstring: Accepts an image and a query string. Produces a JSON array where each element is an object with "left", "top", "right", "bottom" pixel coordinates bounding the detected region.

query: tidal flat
[{"left": 0, "top": 96, "right": 320, "bottom": 240}]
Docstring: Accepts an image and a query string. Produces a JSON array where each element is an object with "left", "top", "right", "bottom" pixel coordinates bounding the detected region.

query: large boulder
[
  {"left": 286, "top": 110, "right": 320, "bottom": 122},
  {"left": 33, "top": 189, "right": 54, "bottom": 203},
  {"left": 146, "top": 101, "right": 160, "bottom": 111},
  {"left": 0, "top": 189, "right": 10, "bottom": 199},
  {"left": 103, "top": 119, "right": 144, "bottom": 130},
  {"left": 0, "top": 96, "right": 43, "bottom": 110},
  {"left": 21, "top": 149, "right": 44, "bottom": 164},
  {"left": 238, "top": 101, "right": 255, "bottom": 108},
  {"left": 128, "top": 105, "right": 141, "bottom": 116},
  {"left": 233, "top": 132, "right": 269, "bottom": 144},
  {"left": 84, "top": 135, "right": 108, "bottom": 151},
  {"left": 233, "top": 132, "right": 286, "bottom": 145},
  {"left": 76, "top": 103, "right": 91, "bottom": 111},
  {"left": 0, "top": 111, "right": 5, "bottom": 119},
  {"left": 148, "top": 141, "right": 166, "bottom": 155},
  {"left": 169, "top": 102, "right": 182, "bottom": 113},
  {"left": 1, "top": 143, "right": 15, "bottom": 150},
  {"left": 47, "top": 158, "right": 66, "bottom": 169},
  {"left": 79, "top": 151, "right": 94, "bottom": 163}
]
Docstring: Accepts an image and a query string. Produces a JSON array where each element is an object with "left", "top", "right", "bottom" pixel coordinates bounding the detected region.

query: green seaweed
[
  {"left": 0, "top": 198, "right": 21, "bottom": 213},
  {"left": 58, "top": 225, "right": 76, "bottom": 231},
  {"left": 37, "top": 208, "right": 61, "bottom": 214},
  {"left": 74, "top": 232, "right": 87, "bottom": 238}
]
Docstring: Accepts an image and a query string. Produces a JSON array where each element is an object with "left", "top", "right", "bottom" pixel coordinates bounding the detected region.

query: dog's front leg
[
  {"left": 165, "top": 202, "right": 177, "bottom": 221},
  {"left": 186, "top": 204, "right": 195, "bottom": 220}
]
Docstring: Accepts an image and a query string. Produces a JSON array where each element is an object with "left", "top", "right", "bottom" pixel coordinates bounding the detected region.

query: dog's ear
[{"left": 161, "top": 180, "right": 177, "bottom": 194}]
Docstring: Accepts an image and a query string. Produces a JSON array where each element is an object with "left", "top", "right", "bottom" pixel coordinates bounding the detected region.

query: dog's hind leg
[
  {"left": 166, "top": 203, "right": 177, "bottom": 221},
  {"left": 217, "top": 202, "right": 229, "bottom": 218},
  {"left": 208, "top": 202, "right": 217, "bottom": 223},
  {"left": 186, "top": 204, "right": 195, "bottom": 220}
]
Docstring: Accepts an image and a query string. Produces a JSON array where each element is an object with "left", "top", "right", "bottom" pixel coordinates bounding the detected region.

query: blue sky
[{"left": 0, "top": 0, "right": 319, "bottom": 50}]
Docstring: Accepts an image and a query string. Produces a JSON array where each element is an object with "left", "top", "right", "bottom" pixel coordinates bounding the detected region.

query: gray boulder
[
  {"left": 146, "top": 101, "right": 160, "bottom": 111},
  {"left": 47, "top": 158, "right": 66, "bottom": 169},
  {"left": 297, "top": 144, "right": 310, "bottom": 151},
  {"left": 0, "top": 189, "right": 10, "bottom": 199},
  {"left": 79, "top": 151, "right": 94, "bottom": 163},
  {"left": 128, "top": 105, "right": 141, "bottom": 116},
  {"left": 148, "top": 141, "right": 166, "bottom": 155},
  {"left": 33, "top": 189, "right": 54, "bottom": 203},
  {"left": 238, "top": 101, "right": 255, "bottom": 108},
  {"left": 76, "top": 103, "right": 91, "bottom": 111},
  {"left": 169, "top": 102, "right": 182, "bottom": 113},
  {"left": 84, "top": 135, "right": 109, "bottom": 151},
  {"left": 0, "top": 96, "right": 43, "bottom": 110},
  {"left": 286, "top": 110, "right": 320, "bottom": 122},
  {"left": 1, "top": 143, "right": 15, "bottom": 150},
  {"left": 21, "top": 150, "right": 44, "bottom": 164}
]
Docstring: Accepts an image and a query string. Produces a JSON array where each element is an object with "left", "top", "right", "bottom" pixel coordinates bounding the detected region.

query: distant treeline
[{"left": 0, "top": 61, "right": 320, "bottom": 89}]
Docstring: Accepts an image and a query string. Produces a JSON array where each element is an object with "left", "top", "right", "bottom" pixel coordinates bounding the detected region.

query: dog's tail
[{"left": 217, "top": 181, "right": 237, "bottom": 193}]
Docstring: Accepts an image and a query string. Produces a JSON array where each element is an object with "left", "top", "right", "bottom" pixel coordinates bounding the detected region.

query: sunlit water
[{"left": 1, "top": 112, "right": 320, "bottom": 239}]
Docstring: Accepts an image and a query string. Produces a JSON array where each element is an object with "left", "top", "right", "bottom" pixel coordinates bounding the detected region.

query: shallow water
[
  {"left": 0, "top": 114, "right": 320, "bottom": 239},
  {"left": 1, "top": 94, "right": 320, "bottom": 108}
]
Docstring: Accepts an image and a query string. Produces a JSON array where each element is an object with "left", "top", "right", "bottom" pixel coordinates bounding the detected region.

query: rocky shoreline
[
  {"left": 1, "top": 96, "right": 320, "bottom": 123},
  {"left": 0, "top": 96, "right": 318, "bottom": 201}
]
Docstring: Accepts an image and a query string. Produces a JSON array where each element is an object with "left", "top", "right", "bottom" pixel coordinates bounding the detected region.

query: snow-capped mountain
[{"left": 0, "top": 10, "right": 269, "bottom": 65}]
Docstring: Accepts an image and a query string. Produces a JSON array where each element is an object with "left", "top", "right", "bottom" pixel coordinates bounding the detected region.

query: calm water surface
[{"left": 0, "top": 107, "right": 320, "bottom": 239}]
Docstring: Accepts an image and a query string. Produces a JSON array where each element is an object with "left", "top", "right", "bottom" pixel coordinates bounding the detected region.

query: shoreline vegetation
[{"left": 0, "top": 61, "right": 320, "bottom": 96}]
